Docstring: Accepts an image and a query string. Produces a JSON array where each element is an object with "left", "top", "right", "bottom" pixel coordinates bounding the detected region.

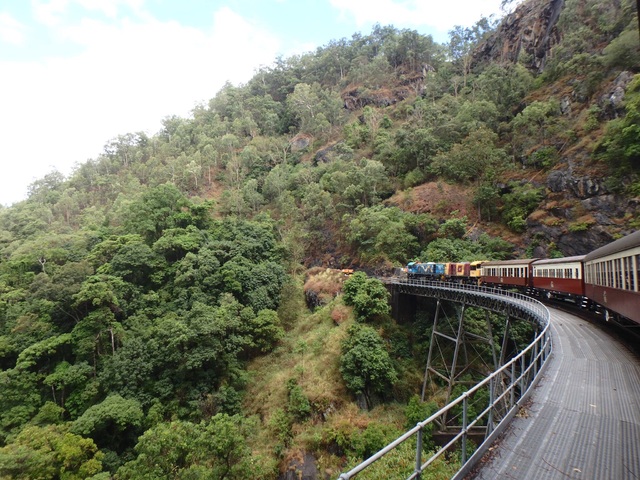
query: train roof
[
  {"left": 482, "top": 258, "right": 539, "bottom": 266},
  {"left": 584, "top": 230, "right": 640, "bottom": 262},
  {"left": 533, "top": 255, "right": 585, "bottom": 265}
]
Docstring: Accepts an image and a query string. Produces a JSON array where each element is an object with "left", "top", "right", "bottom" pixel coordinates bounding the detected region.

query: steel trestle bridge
[{"left": 338, "top": 277, "right": 552, "bottom": 480}]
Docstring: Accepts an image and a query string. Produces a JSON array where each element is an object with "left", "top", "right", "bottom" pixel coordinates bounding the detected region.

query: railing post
[
  {"left": 415, "top": 427, "right": 423, "bottom": 480},
  {"left": 487, "top": 377, "right": 494, "bottom": 437},
  {"left": 462, "top": 394, "right": 468, "bottom": 464},
  {"left": 520, "top": 354, "right": 525, "bottom": 396},
  {"left": 510, "top": 362, "right": 515, "bottom": 408}
]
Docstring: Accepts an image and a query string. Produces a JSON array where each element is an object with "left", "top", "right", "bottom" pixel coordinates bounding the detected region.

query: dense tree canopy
[{"left": 0, "top": 5, "right": 638, "bottom": 476}]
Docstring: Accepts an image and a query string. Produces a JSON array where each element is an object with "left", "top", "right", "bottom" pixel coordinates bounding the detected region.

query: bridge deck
[{"left": 473, "top": 307, "right": 640, "bottom": 479}]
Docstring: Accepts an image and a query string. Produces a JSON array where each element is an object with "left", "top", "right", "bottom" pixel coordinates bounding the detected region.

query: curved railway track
[{"left": 471, "top": 306, "right": 640, "bottom": 479}]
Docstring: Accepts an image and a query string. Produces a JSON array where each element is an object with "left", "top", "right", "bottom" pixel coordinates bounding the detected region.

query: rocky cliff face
[{"left": 473, "top": 0, "right": 565, "bottom": 72}]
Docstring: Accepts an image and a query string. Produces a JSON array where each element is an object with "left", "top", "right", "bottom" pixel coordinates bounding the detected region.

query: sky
[{"left": 0, "top": 0, "right": 508, "bottom": 206}]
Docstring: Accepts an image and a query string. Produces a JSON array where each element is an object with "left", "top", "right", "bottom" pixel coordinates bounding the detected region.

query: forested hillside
[{"left": 0, "top": 0, "right": 638, "bottom": 478}]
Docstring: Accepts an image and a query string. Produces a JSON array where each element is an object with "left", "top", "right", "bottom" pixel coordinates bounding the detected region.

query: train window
[
  {"left": 616, "top": 258, "right": 623, "bottom": 289},
  {"left": 635, "top": 255, "right": 640, "bottom": 292},
  {"left": 624, "top": 256, "right": 632, "bottom": 291},
  {"left": 598, "top": 262, "right": 603, "bottom": 285}
]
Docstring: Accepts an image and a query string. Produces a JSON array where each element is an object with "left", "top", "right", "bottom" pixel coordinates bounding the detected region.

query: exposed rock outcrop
[
  {"left": 598, "top": 71, "right": 635, "bottom": 120},
  {"left": 341, "top": 72, "right": 424, "bottom": 111},
  {"left": 472, "top": 0, "right": 564, "bottom": 72},
  {"left": 547, "top": 171, "right": 609, "bottom": 198},
  {"left": 280, "top": 451, "right": 320, "bottom": 480},
  {"left": 525, "top": 167, "right": 640, "bottom": 257}
]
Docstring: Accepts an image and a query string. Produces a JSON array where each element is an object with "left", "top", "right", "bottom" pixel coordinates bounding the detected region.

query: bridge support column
[
  {"left": 388, "top": 285, "right": 417, "bottom": 323},
  {"left": 422, "top": 299, "right": 500, "bottom": 430}
]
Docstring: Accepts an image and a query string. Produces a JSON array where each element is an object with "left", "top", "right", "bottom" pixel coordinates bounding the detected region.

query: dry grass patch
[
  {"left": 304, "top": 268, "right": 349, "bottom": 306},
  {"left": 245, "top": 302, "right": 354, "bottom": 422}
]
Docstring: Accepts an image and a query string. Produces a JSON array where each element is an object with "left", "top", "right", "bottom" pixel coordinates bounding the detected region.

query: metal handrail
[{"left": 338, "top": 279, "right": 552, "bottom": 480}]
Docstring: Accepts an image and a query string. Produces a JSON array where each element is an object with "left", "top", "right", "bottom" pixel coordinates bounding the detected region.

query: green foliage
[
  {"left": 405, "top": 395, "right": 439, "bottom": 431},
  {"left": 15, "top": 334, "right": 73, "bottom": 371},
  {"left": 117, "top": 414, "right": 269, "bottom": 480},
  {"left": 438, "top": 212, "right": 468, "bottom": 239},
  {"left": 511, "top": 100, "right": 562, "bottom": 162},
  {"left": 342, "top": 273, "right": 390, "bottom": 322},
  {"left": 249, "top": 309, "right": 285, "bottom": 353},
  {"left": 340, "top": 438, "right": 459, "bottom": 479},
  {"left": 473, "top": 183, "right": 500, "bottom": 222},
  {"left": 286, "top": 82, "right": 345, "bottom": 137},
  {"left": 343, "top": 205, "right": 424, "bottom": 263},
  {"left": 529, "top": 146, "right": 560, "bottom": 169},
  {"left": 286, "top": 378, "right": 312, "bottom": 421},
  {"left": 603, "top": 28, "right": 640, "bottom": 70},
  {"left": 340, "top": 324, "right": 397, "bottom": 409},
  {"left": 342, "top": 271, "right": 368, "bottom": 305},
  {"left": 0, "top": 424, "right": 104, "bottom": 480},
  {"left": 268, "top": 408, "right": 293, "bottom": 454},
  {"left": 71, "top": 395, "right": 143, "bottom": 452},
  {"left": 349, "top": 422, "right": 402, "bottom": 460},
  {"left": 423, "top": 233, "right": 514, "bottom": 262},
  {"left": 431, "top": 128, "right": 507, "bottom": 182},
  {"left": 501, "top": 183, "right": 544, "bottom": 233},
  {"left": 596, "top": 74, "right": 640, "bottom": 176},
  {"left": 475, "top": 63, "right": 533, "bottom": 116}
]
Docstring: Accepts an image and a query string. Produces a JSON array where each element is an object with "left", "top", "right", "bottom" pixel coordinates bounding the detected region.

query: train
[{"left": 406, "top": 230, "right": 640, "bottom": 326}]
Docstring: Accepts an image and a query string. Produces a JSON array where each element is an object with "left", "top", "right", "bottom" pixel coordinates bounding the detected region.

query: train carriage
[
  {"left": 583, "top": 231, "right": 640, "bottom": 324},
  {"left": 446, "top": 262, "right": 471, "bottom": 281},
  {"left": 469, "top": 261, "right": 486, "bottom": 283},
  {"left": 480, "top": 259, "right": 538, "bottom": 289},
  {"left": 407, "top": 262, "right": 445, "bottom": 279},
  {"left": 532, "top": 255, "right": 585, "bottom": 301}
]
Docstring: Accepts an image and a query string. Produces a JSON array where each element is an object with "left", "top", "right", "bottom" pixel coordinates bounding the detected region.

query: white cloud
[
  {"left": 74, "top": 0, "right": 145, "bottom": 18},
  {"left": 0, "top": 7, "right": 281, "bottom": 205},
  {"left": 329, "top": 0, "right": 505, "bottom": 34},
  {"left": 0, "top": 12, "right": 27, "bottom": 44},
  {"left": 32, "top": 0, "right": 70, "bottom": 27}
]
